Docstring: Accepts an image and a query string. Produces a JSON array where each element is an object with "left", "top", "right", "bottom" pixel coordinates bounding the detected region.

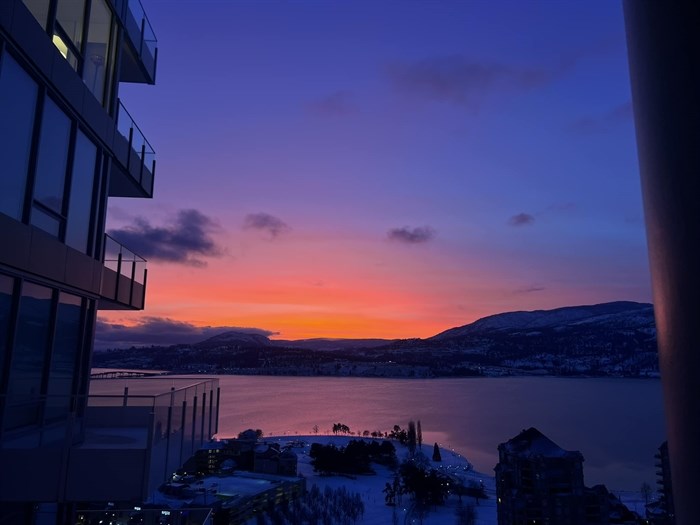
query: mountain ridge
[{"left": 93, "top": 301, "right": 658, "bottom": 378}]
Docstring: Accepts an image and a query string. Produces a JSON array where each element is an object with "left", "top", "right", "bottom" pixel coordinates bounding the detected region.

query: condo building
[{"left": 0, "top": 1, "right": 221, "bottom": 523}]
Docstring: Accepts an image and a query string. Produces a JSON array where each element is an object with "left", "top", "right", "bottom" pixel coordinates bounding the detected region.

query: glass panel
[
  {"left": 5, "top": 283, "right": 53, "bottom": 430},
  {"left": 65, "top": 130, "right": 97, "bottom": 253},
  {"left": 0, "top": 275, "right": 14, "bottom": 377},
  {"left": 56, "top": 0, "right": 86, "bottom": 51},
  {"left": 0, "top": 52, "right": 38, "bottom": 220},
  {"left": 21, "top": 0, "right": 51, "bottom": 30},
  {"left": 32, "top": 96, "right": 71, "bottom": 227},
  {"left": 45, "top": 293, "right": 82, "bottom": 422},
  {"left": 31, "top": 206, "right": 61, "bottom": 237},
  {"left": 83, "top": 0, "right": 112, "bottom": 104}
]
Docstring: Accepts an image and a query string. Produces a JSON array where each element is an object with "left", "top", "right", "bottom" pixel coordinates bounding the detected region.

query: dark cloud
[
  {"left": 569, "top": 101, "right": 633, "bottom": 133},
  {"left": 95, "top": 317, "right": 278, "bottom": 350},
  {"left": 243, "top": 212, "right": 291, "bottom": 238},
  {"left": 514, "top": 285, "right": 546, "bottom": 294},
  {"left": 108, "top": 209, "right": 222, "bottom": 267},
  {"left": 307, "top": 91, "right": 356, "bottom": 116},
  {"left": 387, "top": 56, "right": 553, "bottom": 106},
  {"left": 508, "top": 213, "right": 535, "bottom": 226},
  {"left": 387, "top": 226, "right": 436, "bottom": 244}
]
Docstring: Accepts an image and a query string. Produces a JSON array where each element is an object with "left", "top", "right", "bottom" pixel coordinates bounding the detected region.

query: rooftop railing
[{"left": 116, "top": 99, "right": 156, "bottom": 194}]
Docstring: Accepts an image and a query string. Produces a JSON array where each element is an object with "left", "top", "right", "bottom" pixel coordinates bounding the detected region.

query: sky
[{"left": 97, "top": 0, "right": 651, "bottom": 347}]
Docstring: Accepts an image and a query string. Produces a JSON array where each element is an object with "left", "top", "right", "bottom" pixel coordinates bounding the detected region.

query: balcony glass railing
[
  {"left": 127, "top": 0, "right": 157, "bottom": 55},
  {"left": 101, "top": 234, "right": 147, "bottom": 309},
  {"left": 116, "top": 99, "right": 155, "bottom": 193},
  {"left": 103, "top": 234, "right": 147, "bottom": 285},
  {"left": 124, "top": 0, "right": 158, "bottom": 77}
]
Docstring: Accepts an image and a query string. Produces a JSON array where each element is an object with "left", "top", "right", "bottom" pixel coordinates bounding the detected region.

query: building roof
[{"left": 500, "top": 427, "right": 583, "bottom": 460}]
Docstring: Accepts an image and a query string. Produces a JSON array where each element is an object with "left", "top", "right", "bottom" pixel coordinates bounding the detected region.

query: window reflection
[
  {"left": 32, "top": 97, "right": 71, "bottom": 235},
  {"left": 83, "top": 0, "right": 113, "bottom": 104},
  {"left": 56, "top": 0, "right": 85, "bottom": 52},
  {"left": 21, "top": 0, "right": 51, "bottom": 30},
  {"left": 0, "top": 52, "right": 38, "bottom": 220},
  {"left": 5, "top": 283, "right": 53, "bottom": 430},
  {"left": 0, "top": 275, "right": 13, "bottom": 378},
  {"left": 65, "top": 130, "right": 97, "bottom": 253},
  {"left": 45, "top": 293, "right": 83, "bottom": 422}
]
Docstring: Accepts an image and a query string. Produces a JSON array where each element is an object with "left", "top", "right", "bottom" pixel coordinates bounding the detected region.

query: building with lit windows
[{"left": 0, "top": 0, "right": 183, "bottom": 522}]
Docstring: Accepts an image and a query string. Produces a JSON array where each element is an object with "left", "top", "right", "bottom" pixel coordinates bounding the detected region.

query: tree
[
  {"left": 432, "top": 443, "right": 442, "bottom": 462},
  {"left": 641, "top": 481, "right": 652, "bottom": 505},
  {"left": 408, "top": 421, "right": 417, "bottom": 456},
  {"left": 417, "top": 420, "right": 423, "bottom": 449},
  {"left": 312, "top": 424, "right": 319, "bottom": 434}
]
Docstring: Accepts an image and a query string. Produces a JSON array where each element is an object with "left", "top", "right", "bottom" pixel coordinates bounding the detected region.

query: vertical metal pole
[{"left": 623, "top": 3, "right": 700, "bottom": 524}]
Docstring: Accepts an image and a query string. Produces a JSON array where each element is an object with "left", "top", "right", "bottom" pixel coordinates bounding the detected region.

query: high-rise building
[
  {"left": 0, "top": 0, "right": 159, "bottom": 521},
  {"left": 495, "top": 427, "right": 587, "bottom": 525}
]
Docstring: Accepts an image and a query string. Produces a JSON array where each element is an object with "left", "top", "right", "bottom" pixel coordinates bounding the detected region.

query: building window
[
  {"left": 22, "top": 0, "right": 51, "bottom": 30},
  {"left": 65, "top": 130, "right": 98, "bottom": 253},
  {"left": 54, "top": 0, "right": 86, "bottom": 71},
  {"left": 0, "top": 51, "right": 38, "bottom": 220},
  {"left": 4, "top": 283, "right": 53, "bottom": 430},
  {"left": 83, "top": 0, "right": 113, "bottom": 105},
  {"left": 45, "top": 292, "right": 83, "bottom": 422},
  {"left": 0, "top": 275, "right": 14, "bottom": 383},
  {"left": 31, "top": 96, "right": 72, "bottom": 237}
]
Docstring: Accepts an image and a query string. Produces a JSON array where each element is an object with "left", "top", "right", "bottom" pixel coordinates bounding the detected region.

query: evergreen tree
[
  {"left": 417, "top": 420, "right": 423, "bottom": 449},
  {"left": 407, "top": 420, "right": 417, "bottom": 456},
  {"left": 432, "top": 442, "right": 442, "bottom": 462}
]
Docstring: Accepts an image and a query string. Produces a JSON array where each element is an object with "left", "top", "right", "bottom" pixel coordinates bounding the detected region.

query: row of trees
[
  {"left": 310, "top": 440, "right": 398, "bottom": 475},
  {"left": 257, "top": 484, "right": 364, "bottom": 525}
]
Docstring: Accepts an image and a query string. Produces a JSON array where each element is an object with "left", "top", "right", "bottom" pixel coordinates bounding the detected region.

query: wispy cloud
[
  {"left": 568, "top": 101, "right": 633, "bottom": 133},
  {"left": 387, "top": 226, "right": 436, "bottom": 244},
  {"left": 243, "top": 212, "right": 291, "bottom": 239},
  {"left": 307, "top": 91, "right": 356, "bottom": 116},
  {"left": 513, "top": 285, "right": 546, "bottom": 294},
  {"left": 95, "top": 317, "right": 278, "bottom": 349},
  {"left": 508, "top": 213, "right": 535, "bottom": 227},
  {"left": 108, "top": 209, "right": 223, "bottom": 267},
  {"left": 387, "top": 55, "right": 553, "bottom": 107}
]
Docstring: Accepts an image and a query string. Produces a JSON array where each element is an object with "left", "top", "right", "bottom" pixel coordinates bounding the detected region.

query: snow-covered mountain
[{"left": 430, "top": 301, "right": 653, "bottom": 340}]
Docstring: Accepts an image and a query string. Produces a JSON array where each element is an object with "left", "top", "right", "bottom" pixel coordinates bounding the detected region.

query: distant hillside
[
  {"left": 93, "top": 301, "right": 658, "bottom": 379},
  {"left": 270, "top": 338, "right": 397, "bottom": 351},
  {"left": 431, "top": 301, "right": 653, "bottom": 339}
]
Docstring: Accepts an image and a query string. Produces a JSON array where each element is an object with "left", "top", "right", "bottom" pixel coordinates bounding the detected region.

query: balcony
[
  {"left": 116, "top": 0, "right": 158, "bottom": 84},
  {"left": 110, "top": 99, "right": 155, "bottom": 197},
  {"left": 99, "top": 234, "right": 147, "bottom": 310}
]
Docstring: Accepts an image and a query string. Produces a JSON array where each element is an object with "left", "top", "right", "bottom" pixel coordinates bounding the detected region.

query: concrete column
[{"left": 623, "top": 3, "right": 700, "bottom": 524}]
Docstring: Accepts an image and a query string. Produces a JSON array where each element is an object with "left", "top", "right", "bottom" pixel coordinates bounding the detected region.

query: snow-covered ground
[{"left": 268, "top": 435, "right": 497, "bottom": 525}]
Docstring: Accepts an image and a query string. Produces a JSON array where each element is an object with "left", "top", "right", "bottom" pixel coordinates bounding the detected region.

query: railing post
[
  {"left": 115, "top": 250, "right": 123, "bottom": 300},
  {"left": 140, "top": 17, "right": 146, "bottom": 56},
  {"left": 129, "top": 252, "right": 137, "bottom": 307},
  {"left": 140, "top": 143, "right": 146, "bottom": 184},
  {"left": 127, "top": 126, "right": 134, "bottom": 169}
]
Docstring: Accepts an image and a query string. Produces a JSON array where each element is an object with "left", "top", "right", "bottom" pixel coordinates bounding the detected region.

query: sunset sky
[{"left": 97, "top": 0, "right": 651, "bottom": 347}]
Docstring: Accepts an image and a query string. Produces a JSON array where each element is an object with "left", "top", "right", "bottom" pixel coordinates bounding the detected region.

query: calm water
[{"left": 215, "top": 375, "right": 665, "bottom": 491}]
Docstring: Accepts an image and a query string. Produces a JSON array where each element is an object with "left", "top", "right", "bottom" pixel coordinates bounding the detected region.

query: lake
[{"left": 215, "top": 375, "right": 666, "bottom": 491}]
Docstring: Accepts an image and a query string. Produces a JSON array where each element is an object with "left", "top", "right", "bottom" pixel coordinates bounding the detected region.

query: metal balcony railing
[
  {"left": 100, "top": 234, "right": 147, "bottom": 309},
  {"left": 123, "top": 0, "right": 158, "bottom": 80},
  {"left": 116, "top": 99, "right": 156, "bottom": 195}
]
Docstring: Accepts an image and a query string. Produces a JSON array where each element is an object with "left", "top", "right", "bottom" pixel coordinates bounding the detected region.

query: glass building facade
[{"left": 0, "top": 0, "right": 159, "bottom": 522}]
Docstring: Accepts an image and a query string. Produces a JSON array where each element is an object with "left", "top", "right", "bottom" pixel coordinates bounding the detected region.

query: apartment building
[{"left": 0, "top": 0, "right": 158, "bottom": 521}]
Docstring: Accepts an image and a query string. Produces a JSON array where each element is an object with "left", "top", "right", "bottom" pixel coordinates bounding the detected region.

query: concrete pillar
[{"left": 623, "top": 3, "right": 700, "bottom": 524}]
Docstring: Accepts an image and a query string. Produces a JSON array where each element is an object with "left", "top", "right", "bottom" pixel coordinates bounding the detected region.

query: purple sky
[{"left": 101, "top": 0, "right": 651, "bottom": 346}]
